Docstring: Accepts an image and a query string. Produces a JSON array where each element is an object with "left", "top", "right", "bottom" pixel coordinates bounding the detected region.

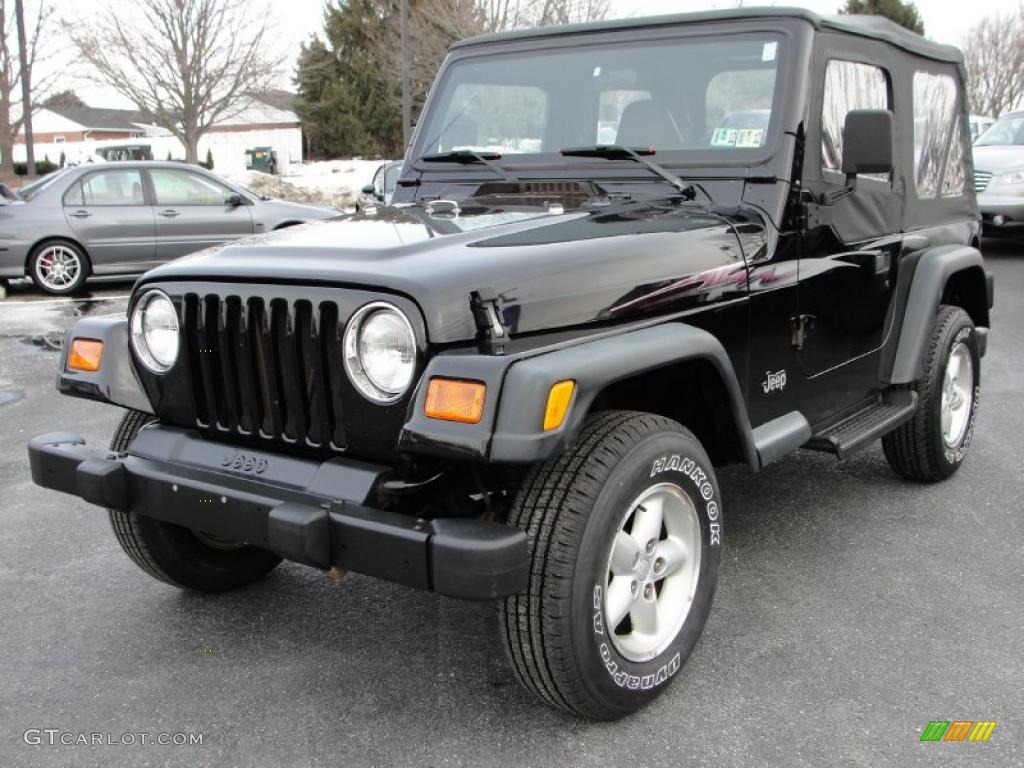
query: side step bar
[{"left": 804, "top": 390, "right": 918, "bottom": 460}]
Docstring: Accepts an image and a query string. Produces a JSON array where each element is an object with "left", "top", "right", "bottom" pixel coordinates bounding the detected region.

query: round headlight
[
  {"left": 130, "top": 290, "right": 179, "bottom": 373},
  {"left": 344, "top": 302, "right": 416, "bottom": 402}
]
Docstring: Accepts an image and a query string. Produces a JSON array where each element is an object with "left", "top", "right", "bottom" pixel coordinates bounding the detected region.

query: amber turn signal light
[
  {"left": 67, "top": 338, "right": 103, "bottom": 372},
  {"left": 543, "top": 380, "right": 576, "bottom": 431},
  {"left": 424, "top": 378, "right": 486, "bottom": 424}
]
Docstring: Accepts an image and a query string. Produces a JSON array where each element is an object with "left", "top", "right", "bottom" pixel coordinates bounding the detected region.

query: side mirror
[
  {"left": 819, "top": 109, "right": 893, "bottom": 205},
  {"left": 226, "top": 193, "right": 246, "bottom": 207},
  {"left": 361, "top": 184, "right": 375, "bottom": 195},
  {"left": 842, "top": 109, "right": 893, "bottom": 176}
]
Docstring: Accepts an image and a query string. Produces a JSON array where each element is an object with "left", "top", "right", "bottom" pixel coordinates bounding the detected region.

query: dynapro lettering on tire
[
  {"left": 593, "top": 584, "right": 682, "bottom": 690},
  {"left": 501, "top": 410, "right": 722, "bottom": 720}
]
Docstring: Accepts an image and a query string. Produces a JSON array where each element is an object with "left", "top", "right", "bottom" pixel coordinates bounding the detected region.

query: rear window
[
  {"left": 64, "top": 169, "right": 146, "bottom": 206},
  {"left": 913, "top": 71, "right": 968, "bottom": 198}
]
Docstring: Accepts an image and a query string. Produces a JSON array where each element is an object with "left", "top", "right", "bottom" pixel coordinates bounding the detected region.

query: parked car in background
[
  {"left": 973, "top": 110, "right": 1024, "bottom": 236},
  {"left": 95, "top": 144, "right": 154, "bottom": 162},
  {"left": 969, "top": 114, "right": 996, "bottom": 142},
  {"left": 356, "top": 160, "right": 401, "bottom": 210},
  {"left": 0, "top": 161, "right": 338, "bottom": 294}
]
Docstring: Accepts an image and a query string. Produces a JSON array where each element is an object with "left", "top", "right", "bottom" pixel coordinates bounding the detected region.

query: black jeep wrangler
[{"left": 29, "top": 9, "right": 993, "bottom": 720}]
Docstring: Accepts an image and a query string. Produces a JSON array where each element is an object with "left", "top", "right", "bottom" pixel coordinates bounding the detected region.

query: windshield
[
  {"left": 413, "top": 33, "right": 784, "bottom": 165},
  {"left": 975, "top": 114, "right": 1024, "bottom": 146}
]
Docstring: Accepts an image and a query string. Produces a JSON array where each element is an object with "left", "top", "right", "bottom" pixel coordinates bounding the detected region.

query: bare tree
[
  {"left": 66, "top": 0, "right": 283, "bottom": 163},
  {"left": 371, "top": 0, "right": 611, "bottom": 119},
  {"left": 0, "top": 0, "right": 52, "bottom": 175},
  {"left": 961, "top": 7, "right": 1024, "bottom": 118},
  {"left": 478, "top": 0, "right": 610, "bottom": 31}
]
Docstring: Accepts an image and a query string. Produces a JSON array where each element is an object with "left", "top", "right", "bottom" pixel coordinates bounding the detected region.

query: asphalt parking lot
[{"left": 0, "top": 244, "right": 1021, "bottom": 768}]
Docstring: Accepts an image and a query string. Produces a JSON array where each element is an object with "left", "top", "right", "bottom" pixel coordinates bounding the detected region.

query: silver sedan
[
  {"left": 0, "top": 161, "right": 339, "bottom": 294},
  {"left": 973, "top": 111, "right": 1024, "bottom": 236}
]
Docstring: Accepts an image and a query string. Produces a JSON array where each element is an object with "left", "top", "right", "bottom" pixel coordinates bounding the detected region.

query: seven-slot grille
[
  {"left": 183, "top": 293, "right": 347, "bottom": 449},
  {"left": 974, "top": 170, "right": 992, "bottom": 194}
]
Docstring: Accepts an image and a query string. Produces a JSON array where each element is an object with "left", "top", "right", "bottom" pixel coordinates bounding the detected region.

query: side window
[
  {"left": 62, "top": 180, "right": 84, "bottom": 207},
  {"left": 384, "top": 164, "right": 401, "bottom": 194},
  {"left": 821, "top": 60, "right": 890, "bottom": 178},
  {"left": 913, "top": 71, "right": 968, "bottom": 198},
  {"left": 372, "top": 166, "right": 385, "bottom": 198},
  {"left": 150, "top": 169, "right": 234, "bottom": 206},
  {"left": 596, "top": 89, "right": 650, "bottom": 145},
  {"left": 71, "top": 170, "right": 146, "bottom": 206}
]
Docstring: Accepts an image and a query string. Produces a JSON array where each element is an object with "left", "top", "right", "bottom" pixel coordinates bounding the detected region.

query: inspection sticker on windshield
[
  {"left": 762, "top": 41, "right": 777, "bottom": 61},
  {"left": 735, "top": 128, "right": 764, "bottom": 148},
  {"left": 711, "top": 128, "right": 738, "bottom": 147}
]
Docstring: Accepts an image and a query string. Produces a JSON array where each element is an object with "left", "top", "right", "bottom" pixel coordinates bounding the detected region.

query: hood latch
[{"left": 470, "top": 289, "right": 508, "bottom": 353}]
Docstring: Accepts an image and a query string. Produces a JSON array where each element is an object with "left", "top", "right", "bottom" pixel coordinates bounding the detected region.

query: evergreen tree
[
  {"left": 839, "top": 0, "right": 925, "bottom": 35},
  {"left": 43, "top": 90, "right": 88, "bottom": 109},
  {"left": 294, "top": 0, "right": 403, "bottom": 158}
]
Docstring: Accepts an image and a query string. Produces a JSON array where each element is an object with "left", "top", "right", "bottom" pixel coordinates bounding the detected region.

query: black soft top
[{"left": 451, "top": 7, "right": 962, "bottom": 65}]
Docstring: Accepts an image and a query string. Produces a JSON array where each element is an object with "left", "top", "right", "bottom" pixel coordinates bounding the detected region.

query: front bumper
[
  {"left": 977, "top": 193, "right": 1024, "bottom": 228},
  {"left": 28, "top": 426, "right": 528, "bottom": 600}
]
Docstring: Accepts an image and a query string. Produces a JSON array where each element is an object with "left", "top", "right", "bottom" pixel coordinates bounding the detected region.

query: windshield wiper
[
  {"left": 419, "top": 150, "right": 519, "bottom": 182},
  {"left": 559, "top": 145, "right": 697, "bottom": 199}
]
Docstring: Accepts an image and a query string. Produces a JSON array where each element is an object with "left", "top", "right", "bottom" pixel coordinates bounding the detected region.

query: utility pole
[
  {"left": 14, "top": 0, "right": 35, "bottom": 178},
  {"left": 400, "top": 0, "right": 411, "bottom": 150}
]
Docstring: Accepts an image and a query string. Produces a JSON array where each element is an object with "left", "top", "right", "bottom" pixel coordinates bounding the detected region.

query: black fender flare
[
  {"left": 488, "top": 323, "right": 760, "bottom": 469},
  {"left": 57, "top": 317, "right": 153, "bottom": 413},
  {"left": 888, "top": 244, "right": 991, "bottom": 384}
]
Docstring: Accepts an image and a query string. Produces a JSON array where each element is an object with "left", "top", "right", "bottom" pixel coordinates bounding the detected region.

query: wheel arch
[
  {"left": 888, "top": 244, "right": 991, "bottom": 384},
  {"left": 489, "top": 323, "right": 760, "bottom": 470},
  {"left": 25, "top": 235, "right": 92, "bottom": 276},
  {"left": 272, "top": 220, "right": 304, "bottom": 230}
]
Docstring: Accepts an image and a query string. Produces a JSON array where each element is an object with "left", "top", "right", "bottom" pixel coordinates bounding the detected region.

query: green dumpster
[{"left": 244, "top": 147, "right": 278, "bottom": 174}]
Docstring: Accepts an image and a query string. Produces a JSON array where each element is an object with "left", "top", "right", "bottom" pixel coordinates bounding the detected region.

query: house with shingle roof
[{"left": 14, "top": 91, "right": 303, "bottom": 174}]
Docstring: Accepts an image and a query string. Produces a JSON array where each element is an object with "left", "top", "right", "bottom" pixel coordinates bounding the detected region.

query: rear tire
[
  {"left": 29, "top": 239, "right": 89, "bottom": 295},
  {"left": 500, "top": 411, "right": 722, "bottom": 720},
  {"left": 107, "top": 409, "right": 282, "bottom": 592},
  {"left": 883, "top": 306, "right": 980, "bottom": 482}
]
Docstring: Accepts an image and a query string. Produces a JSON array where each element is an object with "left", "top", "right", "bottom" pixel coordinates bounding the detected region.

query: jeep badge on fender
[{"left": 27, "top": 8, "right": 992, "bottom": 720}]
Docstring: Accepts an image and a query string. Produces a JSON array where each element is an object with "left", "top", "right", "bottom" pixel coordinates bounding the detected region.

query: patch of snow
[{"left": 226, "top": 158, "right": 396, "bottom": 209}]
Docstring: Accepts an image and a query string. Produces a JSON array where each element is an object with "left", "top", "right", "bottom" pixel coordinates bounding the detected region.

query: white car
[
  {"left": 969, "top": 114, "right": 996, "bottom": 141},
  {"left": 973, "top": 111, "right": 1024, "bottom": 235}
]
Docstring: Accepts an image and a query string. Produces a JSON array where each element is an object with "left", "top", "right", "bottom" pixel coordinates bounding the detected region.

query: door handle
[
  {"left": 159, "top": 209, "right": 180, "bottom": 218},
  {"left": 69, "top": 210, "right": 91, "bottom": 219}
]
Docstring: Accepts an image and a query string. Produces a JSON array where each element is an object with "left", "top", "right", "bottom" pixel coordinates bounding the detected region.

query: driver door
[{"left": 798, "top": 50, "right": 902, "bottom": 422}]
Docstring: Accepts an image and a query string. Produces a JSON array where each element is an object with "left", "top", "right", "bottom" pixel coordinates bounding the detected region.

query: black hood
[{"left": 142, "top": 200, "right": 760, "bottom": 344}]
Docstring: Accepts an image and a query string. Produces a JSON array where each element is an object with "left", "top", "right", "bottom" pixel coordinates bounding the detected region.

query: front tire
[
  {"left": 107, "top": 410, "right": 282, "bottom": 592},
  {"left": 883, "top": 306, "right": 980, "bottom": 482},
  {"left": 500, "top": 411, "right": 722, "bottom": 720}
]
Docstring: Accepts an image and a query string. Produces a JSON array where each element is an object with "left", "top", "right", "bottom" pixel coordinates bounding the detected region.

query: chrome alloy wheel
[
  {"left": 941, "top": 341, "right": 974, "bottom": 448},
  {"left": 34, "top": 245, "right": 82, "bottom": 291},
  {"left": 603, "top": 482, "right": 702, "bottom": 662}
]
